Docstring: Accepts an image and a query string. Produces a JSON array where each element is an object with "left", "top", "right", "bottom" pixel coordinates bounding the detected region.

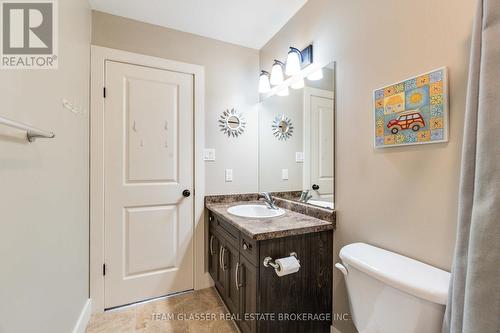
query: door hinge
[
  {"left": 103, "top": 87, "right": 106, "bottom": 98},
  {"left": 103, "top": 264, "right": 106, "bottom": 276}
]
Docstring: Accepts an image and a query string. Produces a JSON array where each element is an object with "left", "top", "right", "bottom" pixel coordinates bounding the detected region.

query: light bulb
[
  {"left": 285, "top": 47, "right": 302, "bottom": 76},
  {"left": 291, "top": 78, "right": 304, "bottom": 90},
  {"left": 307, "top": 68, "right": 323, "bottom": 81},
  {"left": 277, "top": 86, "right": 289, "bottom": 97},
  {"left": 258, "top": 71, "right": 271, "bottom": 93},
  {"left": 270, "top": 60, "right": 285, "bottom": 85}
]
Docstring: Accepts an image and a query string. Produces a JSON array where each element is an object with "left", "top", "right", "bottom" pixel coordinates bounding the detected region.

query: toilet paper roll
[{"left": 274, "top": 256, "right": 301, "bottom": 277}]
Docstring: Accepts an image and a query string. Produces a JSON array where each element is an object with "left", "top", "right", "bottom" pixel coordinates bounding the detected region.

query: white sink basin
[{"left": 227, "top": 204, "right": 285, "bottom": 218}]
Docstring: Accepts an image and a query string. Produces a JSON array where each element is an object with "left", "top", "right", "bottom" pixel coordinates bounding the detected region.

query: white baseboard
[
  {"left": 195, "top": 272, "right": 214, "bottom": 290},
  {"left": 73, "top": 299, "right": 92, "bottom": 333}
]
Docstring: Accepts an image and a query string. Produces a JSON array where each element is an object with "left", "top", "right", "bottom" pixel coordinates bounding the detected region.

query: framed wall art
[{"left": 373, "top": 67, "right": 448, "bottom": 148}]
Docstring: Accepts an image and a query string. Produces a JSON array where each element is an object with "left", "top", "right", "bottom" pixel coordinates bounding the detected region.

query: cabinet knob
[
  {"left": 312, "top": 184, "right": 320, "bottom": 190},
  {"left": 243, "top": 243, "right": 248, "bottom": 250},
  {"left": 182, "top": 189, "right": 191, "bottom": 197}
]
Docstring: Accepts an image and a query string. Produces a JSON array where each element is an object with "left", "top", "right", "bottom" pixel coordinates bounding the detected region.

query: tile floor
[{"left": 86, "top": 288, "right": 239, "bottom": 333}]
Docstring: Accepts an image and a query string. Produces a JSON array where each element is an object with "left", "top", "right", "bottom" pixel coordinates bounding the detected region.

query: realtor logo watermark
[{"left": 1, "top": 0, "right": 58, "bottom": 69}]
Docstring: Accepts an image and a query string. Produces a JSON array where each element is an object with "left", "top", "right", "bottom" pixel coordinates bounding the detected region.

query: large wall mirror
[{"left": 259, "top": 62, "right": 335, "bottom": 210}]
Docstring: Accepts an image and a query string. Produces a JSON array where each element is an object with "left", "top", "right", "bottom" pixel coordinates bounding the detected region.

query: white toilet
[{"left": 336, "top": 243, "right": 450, "bottom": 333}]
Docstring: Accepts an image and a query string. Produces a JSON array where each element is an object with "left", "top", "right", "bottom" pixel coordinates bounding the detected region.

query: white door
[
  {"left": 305, "top": 88, "right": 334, "bottom": 201},
  {"left": 104, "top": 60, "right": 194, "bottom": 308}
]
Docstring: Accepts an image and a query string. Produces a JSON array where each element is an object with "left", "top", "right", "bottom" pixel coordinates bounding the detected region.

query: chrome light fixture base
[{"left": 299, "top": 44, "right": 313, "bottom": 68}]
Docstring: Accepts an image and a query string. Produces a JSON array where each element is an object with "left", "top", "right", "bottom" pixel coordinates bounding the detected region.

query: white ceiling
[{"left": 89, "top": 0, "right": 308, "bottom": 49}]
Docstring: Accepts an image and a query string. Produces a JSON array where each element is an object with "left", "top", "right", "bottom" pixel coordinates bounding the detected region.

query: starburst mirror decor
[
  {"left": 272, "top": 114, "right": 294, "bottom": 141},
  {"left": 219, "top": 108, "right": 246, "bottom": 137}
]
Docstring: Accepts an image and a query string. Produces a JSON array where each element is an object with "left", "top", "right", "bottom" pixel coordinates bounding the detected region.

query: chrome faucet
[
  {"left": 299, "top": 190, "right": 312, "bottom": 203},
  {"left": 259, "top": 192, "right": 278, "bottom": 210}
]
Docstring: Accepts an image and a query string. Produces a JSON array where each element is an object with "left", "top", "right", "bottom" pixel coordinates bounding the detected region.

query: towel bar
[{"left": 0, "top": 116, "right": 55, "bottom": 142}]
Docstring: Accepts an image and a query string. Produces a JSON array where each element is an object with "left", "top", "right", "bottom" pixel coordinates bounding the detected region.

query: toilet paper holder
[{"left": 263, "top": 252, "right": 299, "bottom": 270}]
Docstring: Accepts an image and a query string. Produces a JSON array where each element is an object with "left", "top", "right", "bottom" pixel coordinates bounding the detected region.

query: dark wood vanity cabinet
[
  {"left": 207, "top": 210, "right": 333, "bottom": 333},
  {"left": 209, "top": 223, "right": 245, "bottom": 317},
  {"left": 224, "top": 241, "right": 241, "bottom": 315},
  {"left": 238, "top": 253, "right": 258, "bottom": 333},
  {"left": 208, "top": 229, "right": 225, "bottom": 295}
]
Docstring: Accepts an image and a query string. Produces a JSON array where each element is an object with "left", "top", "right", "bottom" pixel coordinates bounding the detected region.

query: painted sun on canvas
[{"left": 374, "top": 68, "right": 448, "bottom": 148}]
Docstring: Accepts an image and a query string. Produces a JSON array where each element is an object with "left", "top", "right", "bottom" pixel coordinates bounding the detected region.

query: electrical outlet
[
  {"left": 204, "top": 149, "right": 216, "bottom": 161},
  {"left": 225, "top": 169, "right": 233, "bottom": 182},
  {"left": 282, "top": 169, "right": 289, "bottom": 180}
]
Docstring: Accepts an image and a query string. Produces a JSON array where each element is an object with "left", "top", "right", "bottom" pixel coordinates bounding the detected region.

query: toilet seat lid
[{"left": 340, "top": 243, "right": 450, "bottom": 305}]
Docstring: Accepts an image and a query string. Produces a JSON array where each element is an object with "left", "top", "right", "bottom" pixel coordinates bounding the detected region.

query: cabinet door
[
  {"left": 216, "top": 237, "right": 228, "bottom": 297},
  {"left": 208, "top": 230, "right": 223, "bottom": 291},
  {"left": 223, "top": 242, "right": 240, "bottom": 315},
  {"left": 238, "top": 255, "right": 257, "bottom": 333}
]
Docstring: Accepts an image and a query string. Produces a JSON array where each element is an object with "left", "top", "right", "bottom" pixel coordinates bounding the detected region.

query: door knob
[
  {"left": 182, "top": 189, "right": 191, "bottom": 197},
  {"left": 312, "top": 184, "right": 320, "bottom": 190}
]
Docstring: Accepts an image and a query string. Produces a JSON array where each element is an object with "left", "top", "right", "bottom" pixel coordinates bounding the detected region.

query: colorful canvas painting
[{"left": 373, "top": 68, "right": 448, "bottom": 148}]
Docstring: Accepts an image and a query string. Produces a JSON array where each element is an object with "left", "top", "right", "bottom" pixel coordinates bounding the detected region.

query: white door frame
[
  {"left": 303, "top": 87, "right": 335, "bottom": 192},
  {"left": 90, "top": 46, "right": 209, "bottom": 313}
]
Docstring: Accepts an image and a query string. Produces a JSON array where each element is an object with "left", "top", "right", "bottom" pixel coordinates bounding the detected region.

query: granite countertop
[{"left": 206, "top": 200, "right": 334, "bottom": 241}]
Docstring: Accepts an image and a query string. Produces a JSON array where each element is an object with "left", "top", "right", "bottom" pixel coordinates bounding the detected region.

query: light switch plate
[
  {"left": 295, "top": 152, "right": 304, "bottom": 163},
  {"left": 225, "top": 169, "right": 233, "bottom": 182},
  {"left": 204, "top": 149, "right": 216, "bottom": 161},
  {"left": 282, "top": 169, "right": 289, "bottom": 180}
]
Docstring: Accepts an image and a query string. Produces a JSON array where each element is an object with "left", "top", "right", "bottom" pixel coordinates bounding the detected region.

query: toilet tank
[{"left": 338, "top": 243, "right": 450, "bottom": 333}]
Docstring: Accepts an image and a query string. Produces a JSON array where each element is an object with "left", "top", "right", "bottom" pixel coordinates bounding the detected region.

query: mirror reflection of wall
[{"left": 259, "top": 62, "right": 335, "bottom": 209}]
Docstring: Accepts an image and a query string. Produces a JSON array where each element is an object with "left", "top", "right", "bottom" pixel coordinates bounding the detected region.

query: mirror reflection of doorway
[{"left": 303, "top": 87, "right": 334, "bottom": 204}]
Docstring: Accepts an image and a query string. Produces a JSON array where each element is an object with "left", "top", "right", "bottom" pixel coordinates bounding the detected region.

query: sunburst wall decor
[
  {"left": 272, "top": 114, "right": 294, "bottom": 141},
  {"left": 219, "top": 108, "right": 246, "bottom": 138}
]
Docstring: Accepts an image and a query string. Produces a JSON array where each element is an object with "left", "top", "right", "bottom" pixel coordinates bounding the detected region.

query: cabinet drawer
[
  {"left": 208, "top": 212, "right": 217, "bottom": 229},
  {"left": 240, "top": 233, "right": 258, "bottom": 266},
  {"left": 208, "top": 211, "right": 239, "bottom": 247}
]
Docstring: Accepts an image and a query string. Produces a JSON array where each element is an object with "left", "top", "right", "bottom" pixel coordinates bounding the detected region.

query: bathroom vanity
[
  {"left": 206, "top": 195, "right": 335, "bottom": 333},
  {"left": 205, "top": 60, "right": 337, "bottom": 332}
]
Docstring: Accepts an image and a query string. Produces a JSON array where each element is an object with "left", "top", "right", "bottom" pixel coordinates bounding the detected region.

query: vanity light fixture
[
  {"left": 270, "top": 60, "right": 285, "bottom": 85},
  {"left": 259, "top": 70, "right": 271, "bottom": 93},
  {"left": 285, "top": 47, "right": 302, "bottom": 76},
  {"left": 307, "top": 67, "right": 323, "bottom": 81},
  {"left": 260, "top": 44, "right": 319, "bottom": 97},
  {"left": 291, "top": 78, "right": 305, "bottom": 90}
]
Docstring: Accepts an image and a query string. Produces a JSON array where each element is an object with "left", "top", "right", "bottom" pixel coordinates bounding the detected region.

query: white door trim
[
  {"left": 303, "top": 87, "right": 334, "bottom": 191},
  {"left": 90, "top": 46, "right": 208, "bottom": 313}
]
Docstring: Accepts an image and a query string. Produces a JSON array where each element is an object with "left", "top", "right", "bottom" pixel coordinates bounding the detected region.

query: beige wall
[
  {"left": 91, "top": 11, "right": 260, "bottom": 195},
  {"left": 0, "top": 1, "right": 91, "bottom": 332},
  {"left": 259, "top": 0, "right": 475, "bottom": 331}
]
